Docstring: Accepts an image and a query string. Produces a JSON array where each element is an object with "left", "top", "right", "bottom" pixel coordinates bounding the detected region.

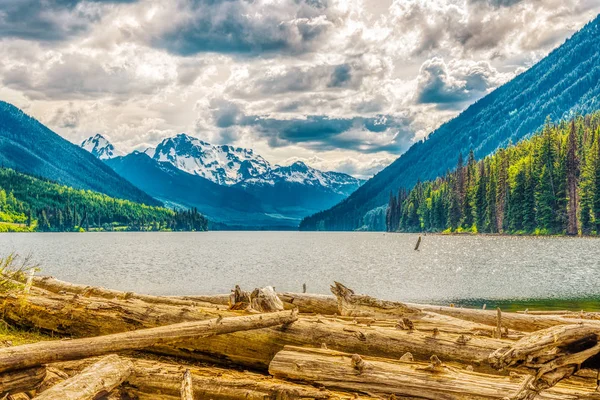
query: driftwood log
[
  {"left": 0, "top": 310, "right": 297, "bottom": 373},
  {"left": 416, "top": 304, "right": 596, "bottom": 333},
  {"left": 32, "top": 355, "right": 132, "bottom": 400},
  {"left": 0, "top": 289, "right": 512, "bottom": 372},
  {"left": 31, "top": 275, "right": 339, "bottom": 315},
  {"left": 330, "top": 282, "right": 422, "bottom": 318},
  {"left": 0, "top": 367, "right": 46, "bottom": 395},
  {"left": 269, "top": 346, "right": 600, "bottom": 400},
  {"left": 52, "top": 357, "right": 371, "bottom": 400},
  {"left": 155, "top": 314, "right": 510, "bottom": 372},
  {"left": 0, "top": 288, "right": 238, "bottom": 337},
  {"left": 29, "top": 276, "right": 210, "bottom": 308},
  {"left": 490, "top": 324, "right": 600, "bottom": 400}
]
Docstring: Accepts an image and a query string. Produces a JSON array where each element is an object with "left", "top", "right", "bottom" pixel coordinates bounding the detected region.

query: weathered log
[
  {"left": 52, "top": 357, "right": 369, "bottom": 400},
  {"left": 277, "top": 293, "right": 338, "bottom": 314},
  {"left": 35, "top": 368, "right": 69, "bottom": 394},
  {"left": 180, "top": 369, "right": 193, "bottom": 400},
  {"left": 1, "top": 289, "right": 512, "bottom": 371},
  {"left": 32, "top": 355, "right": 132, "bottom": 400},
  {"left": 32, "top": 275, "right": 339, "bottom": 315},
  {"left": 269, "top": 346, "right": 600, "bottom": 400},
  {"left": 330, "top": 282, "right": 422, "bottom": 318},
  {"left": 0, "top": 289, "right": 237, "bottom": 338},
  {"left": 250, "top": 286, "right": 284, "bottom": 313},
  {"left": 0, "top": 310, "right": 298, "bottom": 373},
  {"left": 0, "top": 367, "right": 46, "bottom": 396},
  {"left": 154, "top": 314, "right": 510, "bottom": 372},
  {"left": 30, "top": 276, "right": 212, "bottom": 308},
  {"left": 7, "top": 393, "right": 30, "bottom": 400},
  {"left": 489, "top": 324, "right": 600, "bottom": 400},
  {"left": 414, "top": 304, "right": 597, "bottom": 333}
]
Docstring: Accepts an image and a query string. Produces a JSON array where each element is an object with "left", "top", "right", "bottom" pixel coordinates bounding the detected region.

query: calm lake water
[{"left": 1, "top": 232, "right": 600, "bottom": 310}]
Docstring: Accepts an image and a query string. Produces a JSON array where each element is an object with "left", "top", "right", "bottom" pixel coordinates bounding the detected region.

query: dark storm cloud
[
  {"left": 236, "top": 114, "right": 415, "bottom": 153},
  {"left": 149, "top": 0, "right": 338, "bottom": 56},
  {"left": 0, "top": 0, "right": 137, "bottom": 41}
]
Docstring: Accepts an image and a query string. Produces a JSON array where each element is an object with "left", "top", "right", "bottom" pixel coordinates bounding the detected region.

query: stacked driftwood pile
[{"left": 1, "top": 277, "right": 600, "bottom": 399}]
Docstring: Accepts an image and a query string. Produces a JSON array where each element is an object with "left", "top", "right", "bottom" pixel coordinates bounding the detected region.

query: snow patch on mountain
[
  {"left": 80, "top": 134, "right": 122, "bottom": 160},
  {"left": 145, "top": 133, "right": 270, "bottom": 186}
]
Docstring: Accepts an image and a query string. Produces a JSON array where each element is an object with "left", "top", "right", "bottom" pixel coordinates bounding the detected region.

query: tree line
[
  {"left": 386, "top": 112, "right": 600, "bottom": 235},
  {"left": 0, "top": 168, "right": 208, "bottom": 232}
]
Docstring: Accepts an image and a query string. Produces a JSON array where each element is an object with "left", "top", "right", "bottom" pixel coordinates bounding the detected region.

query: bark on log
[
  {"left": 154, "top": 314, "right": 510, "bottom": 372},
  {"left": 32, "top": 355, "right": 132, "bottom": 400},
  {"left": 330, "top": 282, "right": 422, "bottom": 318},
  {"left": 182, "top": 292, "right": 339, "bottom": 314},
  {"left": 180, "top": 369, "right": 193, "bottom": 400},
  {"left": 277, "top": 293, "right": 338, "bottom": 314},
  {"left": 415, "top": 304, "right": 597, "bottom": 333},
  {"left": 269, "top": 346, "right": 600, "bottom": 400},
  {"left": 32, "top": 275, "right": 340, "bottom": 315},
  {"left": 0, "top": 310, "right": 298, "bottom": 373},
  {"left": 0, "top": 289, "right": 237, "bottom": 338},
  {"left": 250, "top": 286, "right": 284, "bottom": 313},
  {"left": 1, "top": 289, "right": 510, "bottom": 372},
  {"left": 52, "top": 357, "right": 370, "bottom": 400},
  {"left": 0, "top": 367, "right": 46, "bottom": 396},
  {"left": 489, "top": 324, "right": 600, "bottom": 400},
  {"left": 30, "top": 276, "right": 212, "bottom": 308}
]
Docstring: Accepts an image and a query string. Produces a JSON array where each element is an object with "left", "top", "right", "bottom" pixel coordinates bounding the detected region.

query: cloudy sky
[{"left": 1, "top": 0, "right": 599, "bottom": 178}]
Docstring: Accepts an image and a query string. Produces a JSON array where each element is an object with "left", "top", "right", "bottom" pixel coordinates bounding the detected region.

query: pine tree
[{"left": 566, "top": 120, "right": 580, "bottom": 235}]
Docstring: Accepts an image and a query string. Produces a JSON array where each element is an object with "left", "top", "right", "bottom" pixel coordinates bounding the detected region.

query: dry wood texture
[
  {"left": 52, "top": 357, "right": 370, "bottom": 400},
  {"left": 330, "top": 282, "right": 422, "bottom": 318},
  {"left": 415, "top": 304, "right": 596, "bottom": 332},
  {"left": 0, "top": 367, "right": 46, "bottom": 395},
  {"left": 490, "top": 324, "right": 600, "bottom": 400},
  {"left": 0, "top": 289, "right": 236, "bottom": 337},
  {"left": 30, "top": 276, "right": 210, "bottom": 308},
  {"left": 269, "top": 346, "right": 600, "bottom": 400},
  {"left": 32, "top": 355, "right": 132, "bottom": 400},
  {"left": 0, "top": 310, "right": 297, "bottom": 373},
  {"left": 180, "top": 369, "right": 193, "bottom": 400},
  {"left": 155, "top": 314, "right": 510, "bottom": 372}
]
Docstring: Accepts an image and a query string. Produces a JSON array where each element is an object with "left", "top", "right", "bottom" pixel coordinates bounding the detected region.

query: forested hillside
[
  {"left": 0, "top": 168, "right": 208, "bottom": 232},
  {"left": 301, "top": 14, "right": 600, "bottom": 231},
  {"left": 385, "top": 113, "right": 600, "bottom": 235},
  {"left": 0, "top": 101, "right": 159, "bottom": 206}
]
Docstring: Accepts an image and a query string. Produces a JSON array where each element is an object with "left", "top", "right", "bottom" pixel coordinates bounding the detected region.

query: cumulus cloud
[
  {"left": 142, "top": 0, "right": 344, "bottom": 56},
  {"left": 0, "top": 0, "right": 599, "bottom": 176},
  {"left": 0, "top": 0, "right": 137, "bottom": 42},
  {"left": 415, "top": 57, "right": 511, "bottom": 107}
]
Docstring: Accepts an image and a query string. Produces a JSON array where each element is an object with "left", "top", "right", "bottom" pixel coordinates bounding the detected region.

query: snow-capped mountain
[
  {"left": 80, "top": 134, "right": 122, "bottom": 160},
  {"left": 142, "top": 133, "right": 363, "bottom": 192},
  {"left": 144, "top": 134, "right": 270, "bottom": 186},
  {"left": 241, "top": 161, "right": 362, "bottom": 196},
  {"left": 84, "top": 132, "right": 363, "bottom": 227}
]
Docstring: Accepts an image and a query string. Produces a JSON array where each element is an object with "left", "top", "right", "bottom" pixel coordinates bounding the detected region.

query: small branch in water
[{"left": 414, "top": 235, "right": 422, "bottom": 251}]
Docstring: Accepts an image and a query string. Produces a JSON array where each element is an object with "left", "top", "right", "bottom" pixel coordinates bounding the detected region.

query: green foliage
[
  {"left": 0, "top": 168, "right": 208, "bottom": 232},
  {"left": 385, "top": 112, "right": 600, "bottom": 236},
  {"left": 301, "top": 16, "right": 600, "bottom": 231},
  {"left": 0, "top": 253, "right": 39, "bottom": 293}
]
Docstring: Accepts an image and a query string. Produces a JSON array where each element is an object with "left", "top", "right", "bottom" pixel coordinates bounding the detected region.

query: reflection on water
[{"left": 1, "top": 231, "right": 600, "bottom": 310}]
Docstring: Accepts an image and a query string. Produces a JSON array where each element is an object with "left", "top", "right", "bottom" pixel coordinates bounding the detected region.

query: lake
[{"left": 2, "top": 232, "right": 600, "bottom": 310}]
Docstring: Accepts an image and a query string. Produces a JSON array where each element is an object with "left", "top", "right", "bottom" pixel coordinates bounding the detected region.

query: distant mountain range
[
  {"left": 0, "top": 101, "right": 159, "bottom": 206},
  {"left": 301, "top": 14, "right": 600, "bottom": 231},
  {"left": 81, "top": 133, "right": 363, "bottom": 228}
]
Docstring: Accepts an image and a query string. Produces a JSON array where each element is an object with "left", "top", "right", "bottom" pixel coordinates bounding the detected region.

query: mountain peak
[
  {"left": 149, "top": 134, "right": 270, "bottom": 185},
  {"left": 81, "top": 134, "right": 121, "bottom": 160}
]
